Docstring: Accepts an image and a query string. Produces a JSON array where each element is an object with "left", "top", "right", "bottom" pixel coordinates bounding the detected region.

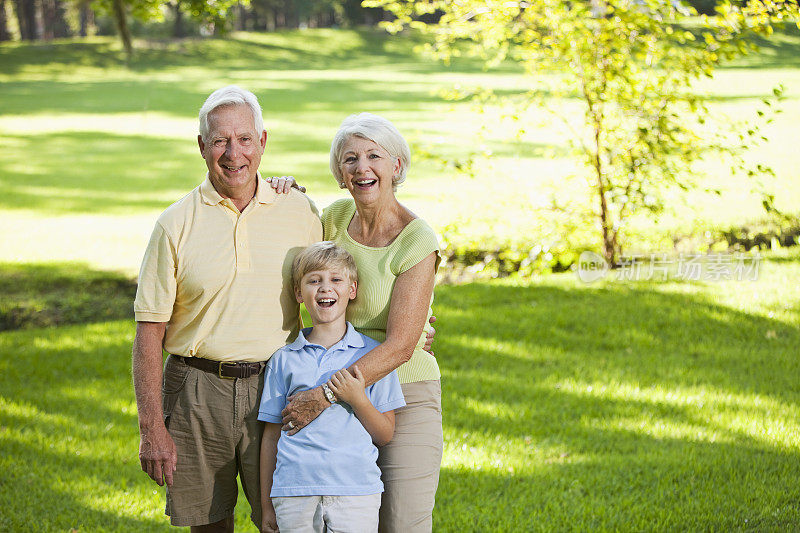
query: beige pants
[
  {"left": 273, "top": 494, "right": 381, "bottom": 533},
  {"left": 161, "top": 355, "right": 264, "bottom": 528},
  {"left": 377, "top": 380, "right": 443, "bottom": 533}
]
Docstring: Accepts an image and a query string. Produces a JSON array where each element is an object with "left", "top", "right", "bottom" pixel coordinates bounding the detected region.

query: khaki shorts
[
  {"left": 161, "top": 354, "right": 264, "bottom": 527},
  {"left": 377, "top": 379, "right": 443, "bottom": 533},
  {"left": 273, "top": 494, "right": 381, "bottom": 532}
]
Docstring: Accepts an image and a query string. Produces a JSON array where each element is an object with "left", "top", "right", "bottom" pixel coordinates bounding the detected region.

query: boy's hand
[
  {"left": 327, "top": 366, "right": 367, "bottom": 408},
  {"left": 261, "top": 503, "right": 279, "bottom": 533}
]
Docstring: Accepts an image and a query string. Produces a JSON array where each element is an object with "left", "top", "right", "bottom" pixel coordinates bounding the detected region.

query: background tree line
[
  {"left": 0, "top": 0, "right": 751, "bottom": 44},
  {"left": 0, "top": 0, "right": 394, "bottom": 45}
]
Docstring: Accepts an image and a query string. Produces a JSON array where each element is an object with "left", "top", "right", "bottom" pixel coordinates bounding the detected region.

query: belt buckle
[{"left": 218, "top": 362, "right": 237, "bottom": 379}]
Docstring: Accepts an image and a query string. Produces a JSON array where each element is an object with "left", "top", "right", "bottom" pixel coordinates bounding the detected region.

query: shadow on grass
[
  {"left": 435, "top": 281, "right": 799, "bottom": 405},
  {"left": 0, "top": 75, "right": 452, "bottom": 117},
  {"left": 0, "top": 131, "right": 335, "bottom": 214},
  {"left": 724, "top": 23, "right": 800, "bottom": 70},
  {"left": 431, "top": 279, "right": 800, "bottom": 529},
  {"left": 2, "top": 264, "right": 799, "bottom": 530},
  {"left": 0, "top": 317, "right": 175, "bottom": 531},
  {"left": 0, "top": 29, "right": 519, "bottom": 77},
  {"left": 0, "top": 262, "right": 137, "bottom": 330},
  {"left": 436, "top": 438, "right": 800, "bottom": 531}
]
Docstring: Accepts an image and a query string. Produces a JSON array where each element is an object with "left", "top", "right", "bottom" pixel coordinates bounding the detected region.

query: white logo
[{"left": 577, "top": 251, "right": 608, "bottom": 283}]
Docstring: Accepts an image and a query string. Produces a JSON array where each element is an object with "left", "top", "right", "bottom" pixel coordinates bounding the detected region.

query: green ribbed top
[{"left": 322, "top": 199, "right": 441, "bottom": 384}]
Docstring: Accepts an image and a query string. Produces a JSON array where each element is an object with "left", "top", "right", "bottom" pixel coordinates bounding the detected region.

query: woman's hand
[
  {"left": 266, "top": 175, "right": 306, "bottom": 194},
  {"left": 423, "top": 315, "right": 437, "bottom": 355},
  {"left": 280, "top": 387, "right": 328, "bottom": 435},
  {"left": 327, "top": 366, "right": 368, "bottom": 408}
]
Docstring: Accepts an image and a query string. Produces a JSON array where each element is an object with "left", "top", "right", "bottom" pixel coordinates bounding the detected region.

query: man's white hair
[
  {"left": 329, "top": 113, "right": 410, "bottom": 191},
  {"left": 198, "top": 85, "right": 264, "bottom": 142}
]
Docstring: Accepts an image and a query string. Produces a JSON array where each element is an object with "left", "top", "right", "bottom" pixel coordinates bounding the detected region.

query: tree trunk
[
  {"left": 78, "top": 0, "right": 93, "bottom": 37},
  {"left": 52, "top": 0, "right": 68, "bottom": 37},
  {"left": 41, "top": 0, "right": 52, "bottom": 39},
  {"left": 14, "top": 0, "right": 38, "bottom": 40},
  {"left": 110, "top": 0, "right": 133, "bottom": 62},
  {"left": 594, "top": 146, "right": 617, "bottom": 266},
  {"left": 172, "top": 1, "right": 184, "bottom": 38},
  {"left": 234, "top": 2, "right": 245, "bottom": 31},
  {"left": 285, "top": 0, "right": 297, "bottom": 28},
  {"left": 0, "top": 0, "right": 11, "bottom": 41}
]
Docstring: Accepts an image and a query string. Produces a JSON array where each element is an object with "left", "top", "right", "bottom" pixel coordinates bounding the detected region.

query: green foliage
[
  {"left": 2, "top": 255, "right": 800, "bottom": 530},
  {"left": 90, "top": 0, "right": 164, "bottom": 24},
  {"left": 438, "top": 224, "right": 586, "bottom": 281},
  {"left": 370, "top": 0, "right": 800, "bottom": 265},
  {"left": 176, "top": 0, "right": 248, "bottom": 33}
]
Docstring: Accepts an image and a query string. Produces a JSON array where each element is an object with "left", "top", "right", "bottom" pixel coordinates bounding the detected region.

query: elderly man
[{"left": 132, "top": 86, "right": 321, "bottom": 531}]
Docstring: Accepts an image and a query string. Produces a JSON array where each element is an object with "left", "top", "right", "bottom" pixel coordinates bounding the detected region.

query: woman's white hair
[
  {"left": 198, "top": 85, "right": 264, "bottom": 142},
  {"left": 329, "top": 113, "right": 410, "bottom": 191}
]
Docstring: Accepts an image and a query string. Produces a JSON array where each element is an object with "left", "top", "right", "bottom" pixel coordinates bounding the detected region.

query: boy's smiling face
[{"left": 295, "top": 268, "right": 357, "bottom": 327}]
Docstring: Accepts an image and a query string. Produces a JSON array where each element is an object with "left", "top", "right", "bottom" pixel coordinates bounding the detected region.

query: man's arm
[
  {"left": 281, "top": 253, "right": 436, "bottom": 434},
  {"left": 132, "top": 321, "right": 176, "bottom": 487},
  {"left": 260, "top": 423, "right": 281, "bottom": 533}
]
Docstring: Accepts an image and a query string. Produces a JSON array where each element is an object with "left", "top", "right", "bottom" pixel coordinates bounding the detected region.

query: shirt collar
[
  {"left": 286, "top": 322, "right": 365, "bottom": 352},
  {"left": 199, "top": 173, "right": 276, "bottom": 206},
  {"left": 253, "top": 175, "right": 277, "bottom": 205}
]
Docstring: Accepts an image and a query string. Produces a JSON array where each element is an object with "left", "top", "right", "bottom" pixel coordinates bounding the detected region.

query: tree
[
  {"left": 90, "top": 0, "right": 242, "bottom": 61},
  {"left": 90, "top": 0, "right": 161, "bottom": 60},
  {"left": 13, "top": 0, "right": 38, "bottom": 40},
  {"left": 173, "top": 0, "right": 247, "bottom": 35},
  {"left": 78, "top": 0, "right": 95, "bottom": 37},
  {"left": 41, "top": 0, "right": 70, "bottom": 39},
  {"left": 370, "top": 0, "right": 799, "bottom": 265},
  {"left": 0, "top": 0, "right": 11, "bottom": 41}
]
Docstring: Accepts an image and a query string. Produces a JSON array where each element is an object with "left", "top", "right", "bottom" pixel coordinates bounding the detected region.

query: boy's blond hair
[{"left": 292, "top": 241, "right": 359, "bottom": 291}]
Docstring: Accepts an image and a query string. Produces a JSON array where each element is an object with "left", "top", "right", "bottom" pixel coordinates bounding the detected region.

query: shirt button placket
[{"left": 235, "top": 214, "right": 250, "bottom": 271}]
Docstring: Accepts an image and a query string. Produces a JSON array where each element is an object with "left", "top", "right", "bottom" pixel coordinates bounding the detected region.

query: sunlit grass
[
  {"left": 2, "top": 28, "right": 800, "bottom": 271},
  {"left": 1, "top": 253, "right": 799, "bottom": 530},
  {"left": 2, "top": 26, "right": 800, "bottom": 530}
]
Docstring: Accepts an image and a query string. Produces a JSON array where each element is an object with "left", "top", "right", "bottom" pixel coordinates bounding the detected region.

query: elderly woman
[{"left": 281, "top": 113, "right": 442, "bottom": 532}]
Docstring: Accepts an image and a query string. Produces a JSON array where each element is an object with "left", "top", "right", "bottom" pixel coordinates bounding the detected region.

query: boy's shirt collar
[{"left": 286, "top": 322, "right": 365, "bottom": 352}]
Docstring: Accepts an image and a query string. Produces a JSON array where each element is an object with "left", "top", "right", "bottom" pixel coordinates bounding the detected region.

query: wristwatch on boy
[{"left": 321, "top": 382, "right": 337, "bottom": 405}]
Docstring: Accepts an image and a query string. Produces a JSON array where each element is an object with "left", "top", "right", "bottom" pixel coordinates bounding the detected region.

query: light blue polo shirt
[{"left": 258, "top": 322, "right": 406, "bottom": 497}]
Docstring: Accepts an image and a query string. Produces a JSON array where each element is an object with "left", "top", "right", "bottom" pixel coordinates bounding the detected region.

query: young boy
[{"left": 258, "top": 241, "right": 405, "bottom": 533}]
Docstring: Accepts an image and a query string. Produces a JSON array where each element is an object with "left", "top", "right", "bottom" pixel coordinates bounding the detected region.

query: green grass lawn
[
  {"left": 1, "top": 252, "right": 799, "bottom": 531},
  {"left": 2, "top": 26, "right": 800, "bottom": 531}
]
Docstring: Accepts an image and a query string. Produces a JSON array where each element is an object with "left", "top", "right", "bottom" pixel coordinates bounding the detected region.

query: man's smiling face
[{"left": 198, "top": 104, "right": 266, "bottom": 198}]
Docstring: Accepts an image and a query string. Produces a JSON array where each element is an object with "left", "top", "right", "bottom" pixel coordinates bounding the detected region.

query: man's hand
[
  {"left": 266, "top": 175, "right": 306, "bottom": 194},
  {"left": 139, "top": 424, "right": 177, "bottom": 487},
  {"left": 327, "top": 366, "right": 368, "bottom": 408},
  {"left": 261, "top": 504, "right": 279, "bottom": 533},
  {"left": 423, "top": 315, "right": 437, "bottom": 355},
  {"left": 280, "top": 387, "right": 328, "bottom": 435}
]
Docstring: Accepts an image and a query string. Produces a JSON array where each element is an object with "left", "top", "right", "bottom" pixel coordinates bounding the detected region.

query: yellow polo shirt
[{"left": 134, "top": 176, "right": 322, "bottom": 362}]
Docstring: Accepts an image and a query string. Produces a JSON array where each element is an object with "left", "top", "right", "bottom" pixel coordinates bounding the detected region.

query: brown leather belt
[{"left": 173, "top": 354, "right": 265, "bottom": 379}]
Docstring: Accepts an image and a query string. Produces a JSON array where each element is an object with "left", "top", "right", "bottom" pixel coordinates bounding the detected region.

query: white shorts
[{"left": 273, "top": 493, "right": 381, "bottom": 533}]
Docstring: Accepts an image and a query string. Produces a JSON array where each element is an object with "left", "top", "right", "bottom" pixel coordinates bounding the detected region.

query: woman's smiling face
[{"left": 339, "top": 136, "right": 400, "bottom": 203}]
